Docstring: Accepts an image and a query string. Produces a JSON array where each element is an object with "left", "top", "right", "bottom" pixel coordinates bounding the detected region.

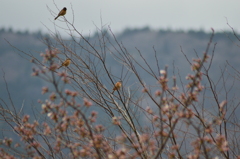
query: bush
[{"left": 1, "top": 14, "right": 240, "bottom": 159}]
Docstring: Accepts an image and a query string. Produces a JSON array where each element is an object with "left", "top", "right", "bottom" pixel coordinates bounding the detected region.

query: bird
[
  {"left": 54, "top": 7, "right": 67, "bottom": 20},
  {"left": 58, "top": 58, "right": 71, "bottom": 69},
  {"left": 112, "top": 81, "right": 122, "bottom": 93}
]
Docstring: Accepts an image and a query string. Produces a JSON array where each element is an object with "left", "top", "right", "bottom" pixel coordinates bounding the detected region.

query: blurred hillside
[
  {"left": 0, "top": 27, "right": 240, "bottom": 113},
  {"left": 0, "top": 28, "right": 48, "bottom": 111}
]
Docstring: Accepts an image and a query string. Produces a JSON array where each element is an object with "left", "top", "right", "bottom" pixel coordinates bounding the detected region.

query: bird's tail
[
  {"left": 54, "top": 16, "right": 59, "bottom": 20},
  {"left": 58, "top": 65, "right": 62, "bottom": 69}
]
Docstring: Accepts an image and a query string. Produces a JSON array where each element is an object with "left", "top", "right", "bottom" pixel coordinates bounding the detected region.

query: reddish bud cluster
[
  {"left": 83, "top": 98, "right": 92, "bottom": 107},
  {"left": 112, "top": 116, "right": 121, "bottom": 125},
  {"left": 40, "top": 48, "right": 59, "bottom": 62}
]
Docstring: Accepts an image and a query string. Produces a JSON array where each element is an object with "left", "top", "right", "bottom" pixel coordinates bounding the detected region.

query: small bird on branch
[
  {"left": 58, "top": 58, "right": 71, "bottom": 69},
  {"left": 54, "top": 7, "right": 67, "bottom": 20},
  {"left": 112, "top": 81, "right": 122, "bottom": 93}
]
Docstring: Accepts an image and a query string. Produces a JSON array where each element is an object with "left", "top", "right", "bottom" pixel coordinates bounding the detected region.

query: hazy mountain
[
  {"left": 0, "top": 27, "right": 239, "bottom": 114},
  {"left": 0, "top": 29, "right": 48, "bottom": 111}
]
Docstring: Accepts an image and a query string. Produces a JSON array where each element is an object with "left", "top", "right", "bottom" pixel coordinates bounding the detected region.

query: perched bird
[
  {"left": 112, "top": 81, "right": 122, "bottom": 93},
  {"left": 54, "top": 7, "right": 67, "bottom": 20},
  {"left": 58, "top": 58, "right": 71, "bottom": 69}
]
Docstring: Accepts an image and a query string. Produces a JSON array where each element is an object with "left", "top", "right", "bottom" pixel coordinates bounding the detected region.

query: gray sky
[{"left": 1, "top": 1, "right": 240, "bottom": 35}]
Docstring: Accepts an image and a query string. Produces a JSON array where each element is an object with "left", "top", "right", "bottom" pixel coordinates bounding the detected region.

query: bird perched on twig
[
  {"left": 112, "top": 81, "right": 122, "bottom": 93},
  {"left": 58, "top": 58, "right": 71, "bottom": 69},
  {"left": 54, "top": 7, "right": 67, "bottom": 20}
]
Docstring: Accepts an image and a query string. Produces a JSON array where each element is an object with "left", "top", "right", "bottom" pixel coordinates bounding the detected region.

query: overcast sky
[{"left": 1, "top": 1, "right": 240, "bottom": 35}]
